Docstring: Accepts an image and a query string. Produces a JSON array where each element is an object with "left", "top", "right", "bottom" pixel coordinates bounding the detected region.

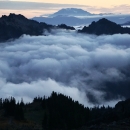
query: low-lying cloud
[{"left": 0, "top": 30, "right": 130, "bottom": 107}]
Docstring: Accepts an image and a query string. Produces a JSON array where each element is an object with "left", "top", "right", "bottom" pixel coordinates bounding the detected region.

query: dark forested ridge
[
  {"left": 0, "top": 13, "right": 53, "bottom": 42},
  {"left": 0, "top": 14, "right": 75, "bottom": 42},
  {"left": 1, "top": 13, "right": 130, "bottom": 43},
  {"left": 78, "top": 18, "right": 130, "bottom": 35},
  {"left": 0, "top": 92, "right": 130, "bottom": 130}
]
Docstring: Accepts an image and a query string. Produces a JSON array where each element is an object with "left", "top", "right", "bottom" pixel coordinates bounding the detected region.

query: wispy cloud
[{"left": 0, "top": 1, "right": 87, "bottom": 10}]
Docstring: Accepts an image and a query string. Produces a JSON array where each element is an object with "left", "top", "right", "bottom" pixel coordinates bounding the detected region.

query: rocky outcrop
[{"left": 79, "top": 18, "right": 130, "bottom": 35}]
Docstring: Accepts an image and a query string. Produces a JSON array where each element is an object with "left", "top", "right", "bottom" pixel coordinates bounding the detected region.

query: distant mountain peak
[
  {"left": 95, "top": 18, "right": 117, "bottom": 25},
  {"left": 48, "top": 8, "right": 92, "bottom": 17}
]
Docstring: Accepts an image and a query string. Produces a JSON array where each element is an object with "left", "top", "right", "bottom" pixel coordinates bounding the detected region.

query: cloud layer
[{"left": 0, "top": 30, "right": 130, "bottom": 107}]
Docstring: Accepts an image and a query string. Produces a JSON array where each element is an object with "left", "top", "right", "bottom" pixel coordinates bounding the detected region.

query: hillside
[
  {"left": 0, "top": 92, "right": 130, "bottom": 130},
  {"left": 0, "top": 13, "right": 53, "bottom": 42},
  {"left": 0, "top": 13, "right": 75, "bottom": 42},
  {"left": 1, "top": 13, "right": 130, "bottom": 42},
  {"left": 33, "top": 9, "right": 130, "bottom": 26},
  {"left": 78, "top": 18, "right": 130, "bottom": 35},
  {"left": 48, "top": 8, "right": 92, "bottom": 17}
]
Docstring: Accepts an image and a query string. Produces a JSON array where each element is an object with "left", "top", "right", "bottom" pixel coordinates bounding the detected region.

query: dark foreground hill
[
  {"left": 0, "top": 13, "right": 75, "bottom": 42},
  {"left": 78, "top": 18, "right": 130, "bottom": 35},
  {"left": 0, "top": 92, "right": 130, "bottom": 130},
  {"left": 0, "top": 13, "right": 53, "bottom": 42}
]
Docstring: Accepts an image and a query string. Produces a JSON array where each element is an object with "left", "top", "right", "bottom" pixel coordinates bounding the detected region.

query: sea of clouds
[{"left": 0, "top": 30, "right": 130, "bottom": 107}]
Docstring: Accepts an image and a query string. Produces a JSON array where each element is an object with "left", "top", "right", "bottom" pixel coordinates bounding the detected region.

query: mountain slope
[
  {"left": 32, "top": 14, "right": 130, "bottom": 26},
  {"left": 0, "top": 14, "right": 75, "bottom": 42},
  {"left": 1, "top": 93, "right": 130, "bottom": 130},
  {"left": 79, "top": 18, "right": 130, "bottom": 35},
  {"left": 49, "top": 8, "right": 92, "bottom": 17},
  {"left": 0, "top": 13, "right": 53, "bottom": 42}
]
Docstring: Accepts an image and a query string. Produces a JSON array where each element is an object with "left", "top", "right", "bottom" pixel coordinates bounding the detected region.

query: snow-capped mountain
[
  {"left": 32, "top": 14, "right": 130, "bottom": 26},
  {"left": 48, "top": 8, "right": 92, "bottom": 17},
  {"left": 32, "top": 8, "right": 130, "bottom": 26}
]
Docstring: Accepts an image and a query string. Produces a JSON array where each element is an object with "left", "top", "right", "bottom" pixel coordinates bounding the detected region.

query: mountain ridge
[
  {"left": 48, "top": 8, "right": 92, "bottom": 17},
  {"left": 78, "top": 18, "right": 130, "bottom": 35},
  {"left": 42, "top": 8, "right": 115, "bottom": 18},
  {"left": 0, "top": 13, "right": 75, "bottom": 42},
  {"left": 1, "top": 13, "right": 130, "bottom": 43},
  {"left": 32, "top": 14, "right": 130, "bottom": 26},
  {"left": 0, "top": 13, "right": 53, "bottom": 42},
  {"left": 33, "top": 8, "right": 130, "bottom": 26}
]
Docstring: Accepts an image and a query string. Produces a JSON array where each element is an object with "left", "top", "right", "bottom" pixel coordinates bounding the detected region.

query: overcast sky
[{"left": 0, "top": 0, "right": 130, "bottom": 18}]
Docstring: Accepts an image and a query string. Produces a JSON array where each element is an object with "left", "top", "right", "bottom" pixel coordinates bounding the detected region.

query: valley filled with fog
[{"left": 0, "top": 29, "right": 130, "bottom": 107}]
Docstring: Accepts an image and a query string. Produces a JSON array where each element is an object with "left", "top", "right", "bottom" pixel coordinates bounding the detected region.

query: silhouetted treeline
[
  {"left": 0, "top": 97, "right": 24, "bottom": 120},
  {"left": 1, "top": 92, "right": 130, "bottom": 129},
  {"left": 41, "top": 92, "right": 90, "bottom": 129},
  {"left": 33, "top": 92, "right": 130, "bottom": 130}
]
